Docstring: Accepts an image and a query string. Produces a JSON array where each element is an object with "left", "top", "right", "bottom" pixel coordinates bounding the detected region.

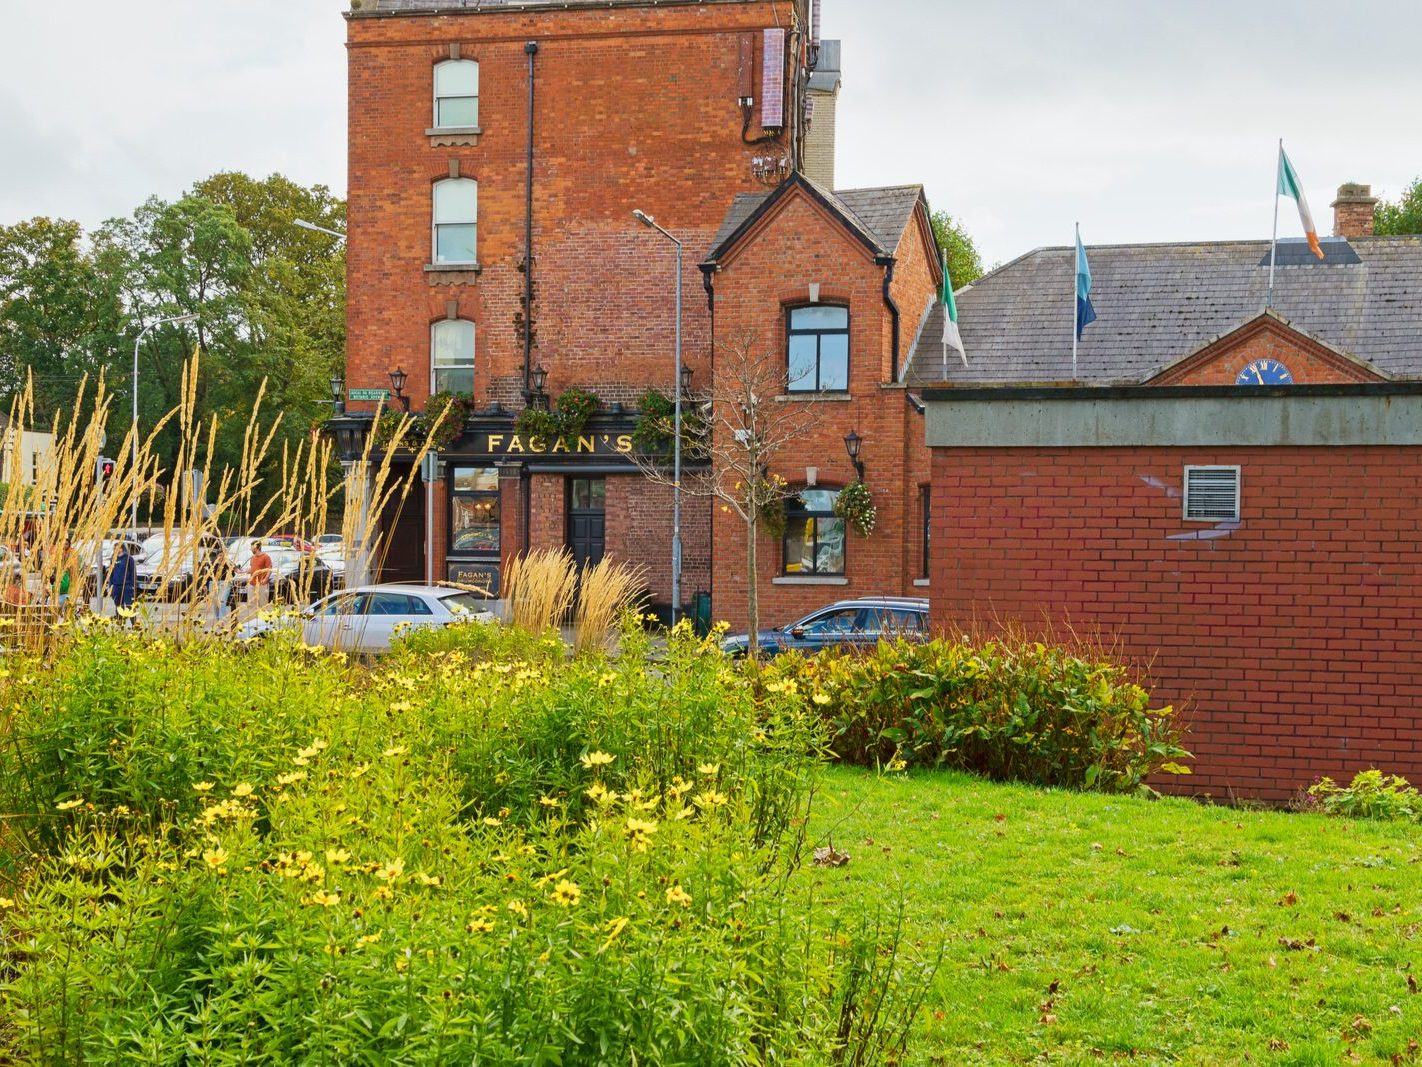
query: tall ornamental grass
[{"left": 0, "top": 621, "right": 936, "bottom": 1064}]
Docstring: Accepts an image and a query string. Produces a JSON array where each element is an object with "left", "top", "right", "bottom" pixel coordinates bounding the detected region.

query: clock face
[{"left": 1236, "top": 359, "right": 1293, "bottom": 385}]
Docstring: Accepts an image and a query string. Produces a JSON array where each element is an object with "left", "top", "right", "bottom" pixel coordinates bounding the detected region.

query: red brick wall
[
  {"left": 929, "top": 445, "right": 1422, "bottom": 802},
  {"left": 346, "top": 1, "right": 798, "bottom": 412},
  {"left": 1150, "top": 320, "right": 1384, "bottom": 386},
  {"left": 708, "top": 187, "right": 935, "bottom": 629}
]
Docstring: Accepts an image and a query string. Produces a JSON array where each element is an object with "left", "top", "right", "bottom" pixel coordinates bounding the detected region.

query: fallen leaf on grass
[
  {"left": 1268, "top": 1038, "right": 1290, "bottom": 1051},
  {"left": 1278, "top": 891, "right": 1298, "bottom": 907},
  {"left": 1408, "top": 974, "right": 1418, "bottom": 995},
  {"left": 813, "top": 844, "right": 850, "bottom": 868},
  {"left": 1278, "top": 936, "right": 1316, "bottom": 952}
]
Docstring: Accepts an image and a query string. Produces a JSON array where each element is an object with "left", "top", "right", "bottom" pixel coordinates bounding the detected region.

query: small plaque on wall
[{"left": 447, "top": 561, "right": 499, "bottom": 598}]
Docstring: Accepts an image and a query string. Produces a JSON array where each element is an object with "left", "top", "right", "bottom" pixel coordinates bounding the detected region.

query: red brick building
[
  {"left": 915, "top": 196, "right": 1422, "bottom": 801},
  {"left": 338, "top": 0, "right": 941, "bottom": 625}
]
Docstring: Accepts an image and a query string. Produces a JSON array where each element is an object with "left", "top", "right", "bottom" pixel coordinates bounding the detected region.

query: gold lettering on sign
[
  {"left": 551, "top": 437, "right": 570, "bottom": 454},
  {"left": 577, "top": 435, "right": 595, "bottom": 453},
  {"left": 616, "top": 435, "right": 633, "bottom": 453},
  {"left": 487, "top": 434, "right": 504, "bottom": 452},
  {"left": 529, "top": 436, "right": 548, "bottom": 454},
  {"left": 507, "top": 436, "right": 525, "bottom": 454}
]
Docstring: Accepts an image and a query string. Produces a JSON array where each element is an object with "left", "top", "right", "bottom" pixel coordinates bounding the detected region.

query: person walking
[
  {"left": 247, "top": 540, "right": 274, "bottom": 610},
  {"left": 55, "top": 538, "right": 83, "bottom": 610},
  {"left": 106, "top": 542, "right": 137, "bottom": 616}
]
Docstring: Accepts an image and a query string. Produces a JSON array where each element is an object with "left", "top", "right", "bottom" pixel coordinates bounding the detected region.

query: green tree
[
  {"left": 930, "top": 210, "right": 984, "bottom": 288},
  {"left": 1374, "top": 177, "right": 1422, "bottom": 235},
  {"left": 0, "top": 218, "right": 125, "bottom": 419}
]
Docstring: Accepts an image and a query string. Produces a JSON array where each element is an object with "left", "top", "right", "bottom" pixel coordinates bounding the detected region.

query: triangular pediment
[{"left": 1145, "top": 310, "right": 1389, "bottom": 386}]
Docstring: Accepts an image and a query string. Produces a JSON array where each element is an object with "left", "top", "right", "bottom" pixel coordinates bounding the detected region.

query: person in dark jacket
[{"left": 106, "top": 542, "right": 138, "bottom": 612}]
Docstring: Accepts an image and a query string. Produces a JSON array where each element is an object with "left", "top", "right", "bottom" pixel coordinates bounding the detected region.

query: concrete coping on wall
[{"left": 922, "top": 383, "right": 1422, "bottom": 449}]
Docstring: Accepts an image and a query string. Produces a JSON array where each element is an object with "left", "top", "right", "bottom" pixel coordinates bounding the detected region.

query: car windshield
[{"left": 439, "top": 592, "right": 488, "bottom": 616}]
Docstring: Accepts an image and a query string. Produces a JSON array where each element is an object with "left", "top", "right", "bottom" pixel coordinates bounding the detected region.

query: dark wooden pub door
[
  {"left": 567, "top": 478, "right": 606, "bottom": 571},
  {"left": 378, "top": 485, "right": 425, "bottom": 583}
]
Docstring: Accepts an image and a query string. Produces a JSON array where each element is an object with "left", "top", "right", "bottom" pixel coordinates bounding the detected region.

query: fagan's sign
[{"left": 467, "top": 431, "right": 635, "bottom": 458}]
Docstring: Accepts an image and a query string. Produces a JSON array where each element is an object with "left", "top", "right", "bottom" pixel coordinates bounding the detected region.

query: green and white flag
[
  {"left": 1278, "top": 145, "right": 1324, "bottom": 259},
  {"left": 940, "top": 251, "right": 966, "bottom": 368}
]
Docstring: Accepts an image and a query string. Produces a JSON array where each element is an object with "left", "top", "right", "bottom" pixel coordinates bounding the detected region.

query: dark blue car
[{"left": 719, "top": 596, "right": 930, "bottom": 658}]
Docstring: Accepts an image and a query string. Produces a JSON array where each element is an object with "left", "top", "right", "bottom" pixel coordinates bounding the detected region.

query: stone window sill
[
  {"left": 912, "top": 578, "right": 930, "bottom": 587},
  {"left": 425, "top": 263, "right": 482, "bottom": 284},
  {"left": 772, "top": 576, "right": 849, "bottom": 586},
  {"left": 426, "top": 127, "right": 483, "bottom": 147},
  {"left": 774, "top": 393, "right": 852, "bottom": 403}
]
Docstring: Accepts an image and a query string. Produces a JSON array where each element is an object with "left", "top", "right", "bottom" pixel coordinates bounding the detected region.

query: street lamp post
[
  {"left": 294, "top": 218, "right": 347, "bottom": 242},
  {"left": 131, "top": 312, "right": 198, "bottom": 536},
  {"left": 632, "top": 209, "right": 683, "bottom": 625}
]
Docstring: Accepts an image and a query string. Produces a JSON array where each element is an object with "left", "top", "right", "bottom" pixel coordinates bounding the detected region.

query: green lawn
[{"left": 806, "top": 766, "right": 1422, "bottom": 1066}]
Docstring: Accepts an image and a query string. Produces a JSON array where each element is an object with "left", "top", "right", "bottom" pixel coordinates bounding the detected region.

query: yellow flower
[
  {"left": 192, "top": 781, "right": 215, "bottom": 793},
  {"left": 350, "top": 763, "right": 369, "bottom": 779},
  {"left": 325, "top": 848, "right": 351, "bottom": 866},
  {"left": 0, "top": 896, "right": 16, "bottom": 909},
  {"left": 357, "top": 932, "right": 382, "bottom": 946},
  {"left": 599, "top": 916, "right": 629, "bottom": 953},
  {"left": 307, "top": 890, "right": 341, "bottom": 907},
  {"left": 203, "top": 847, "right": 229, "bottom": 868},
  {"left": 580, "top": 751, "right": 615, "bottom": 769},
  {"left": 550, "top": 879, "right": 581, "bottom": 907},
  {"left": 376, "top": 858, "right": 405, "bottom": 882},
  {"left": 465, "top": 917, "right": 495, "bottom": 934},
  {"left": 697, "top": 763, "right": 720, "bottom": 778},
  {"left": 585, "top": 781, "right": 617, "bottom": 806},
  {"left": 694, "top": 790, "right": 729, "bottom": 809},
  {"left": 416, "top": 872, "right": 442, "bottom": 887},
  {"left": 666, "top": 884, "right": 693, "bottom": 908},
  {"left": 382, "top": 745, "right": 407, "bottom": 759},
  {"left": 482, "top": 816, "right": 502, "bottom": 828},
  {"left": 625, "top": 817, "right": 658, "bottom": 852},
  {"left": 394, "top": 957, "right": 409, "bottom": 973},
  {"left": 506, "top": 899, "right": 529, "bottom": 919},
  {"left": 373, "top": 885, "right": 394, "bottom": 901},
  {"left": 812, "top": 692, "right": 832, "bottom": 706},
  {"left": 56, "top": 798, "right": 83, "bottom": 811},
  {"left": 292, "top": 756, "right": 310, "bottom": 767},
  {"left": 232, "top": 783, "right": 255, "bottom": 798},
  {"left": 539, "top": 795, "right": 560, "bottom": 808},
  {"left": 276, "top": 770, "right": 306, "bottom": 786},
  {"left": 597, "top": 672, "right": 617, "bottom": 687}
]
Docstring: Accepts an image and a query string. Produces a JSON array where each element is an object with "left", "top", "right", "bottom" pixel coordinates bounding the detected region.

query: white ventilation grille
[{"left": 1183, "top": 465, "right": 1241, "bottom": 521}]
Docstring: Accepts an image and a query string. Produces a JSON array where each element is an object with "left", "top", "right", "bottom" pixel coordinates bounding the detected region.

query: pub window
[
  {"left": 786, "top": 305, "right": 849, "bottom": 393},
  {"left": 433, "top": 178, "right": 478, "bottom": 265},
  {"left": 434, "top": 60, "right": 479, "bottom": 128},
  {"left": 783, "top": 487, "right": 845, "bottom": 576},
  {"left": 431, "top": 319, "right": 475, "bottom": 395},
  {"left": 450, "top": 467, "right": 500, "bottom": 555}
]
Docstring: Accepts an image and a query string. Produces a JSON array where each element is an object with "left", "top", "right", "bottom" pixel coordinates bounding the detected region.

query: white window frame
[
  {"left": 431, "top": 319, "right": 475, "bottom": 396},
  {"left": 1182, "top": 465, "right": 1241, "bottom": 522},
  {"left": 433, "top": 59, "right": 479, "bottom": 129},
  {"left": 432, "top": 178, "right": 478, "bottom": 265}
]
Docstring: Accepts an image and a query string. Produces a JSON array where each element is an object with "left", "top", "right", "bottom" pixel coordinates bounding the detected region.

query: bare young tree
[{"left": 633, "top": 333, "right": 821, "bottom": 658}]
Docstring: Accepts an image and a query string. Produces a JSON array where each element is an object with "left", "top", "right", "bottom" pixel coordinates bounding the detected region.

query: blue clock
[{"left": 1236, "top": 359, "right": 1293, "bottom": 385}]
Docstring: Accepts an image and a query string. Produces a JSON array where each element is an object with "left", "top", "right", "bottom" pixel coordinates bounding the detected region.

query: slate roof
[
  {"left": 355, "top": 0, "right": 761, "bottom": 12},
  {"left": 705, "top": 178, "right": 925, "bottom": 263},
  {"left": 903, "top": 236, "right": 1422, "bottom": 386}
]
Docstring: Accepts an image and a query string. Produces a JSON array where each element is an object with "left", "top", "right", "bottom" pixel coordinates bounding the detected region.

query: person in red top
[{"left": 247, "top": 540, "right": 274, "bottom": 608}]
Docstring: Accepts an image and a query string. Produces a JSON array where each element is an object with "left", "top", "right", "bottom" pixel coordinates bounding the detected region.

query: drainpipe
[
  {"left": 699, "top": 263, "right": 717, "bottom": 607},
  {"left": 877, "top": 254, "right": 900, "bottom": 382},
  {"left": 522, "top": 41, "right": 539, "bottom": 398}
]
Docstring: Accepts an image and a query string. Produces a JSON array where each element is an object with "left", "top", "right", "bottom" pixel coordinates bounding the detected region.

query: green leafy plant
[
  {"left": 631, "top": 388, "right": 708, "bottom": 458},
  {"left": 1307, "top": 769, "right": 1421, "bottom": 821},
  {"left": 833, "top": 480, "right": 877, "bottom": 537},
  {"left": 513, "top": 386, "right": 600, "bottom": 445},
  {"left": 763, "top": 635, "right": 1191, "bottom": 793},
  {"left": 419, "top": 390, "right": 471, "bottom": 452},
  {"left": 758, "top": 474, "right": 789, "bottom": 539}
]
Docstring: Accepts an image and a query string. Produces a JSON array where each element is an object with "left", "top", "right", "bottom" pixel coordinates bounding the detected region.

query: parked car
[
  {"left": 235, "top": 583, "right": 496, "bottom": 653},
  {"left": 135, "top": 535, "right": 229, "bottom": 601},
  {"left": 719, "top": 596, "right": 930, "bottom": 658},
  {"left": 227, "top": 547, "right": 338, "bottom": 608}
]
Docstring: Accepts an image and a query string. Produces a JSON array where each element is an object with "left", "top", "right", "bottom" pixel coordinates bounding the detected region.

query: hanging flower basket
[{"left": 833, "top": 480, "right": 877, "bottom": 537}]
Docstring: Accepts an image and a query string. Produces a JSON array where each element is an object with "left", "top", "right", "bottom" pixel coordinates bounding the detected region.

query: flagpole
[
  {"left": 1072, "top": 222, "right": 1079, "bottom": 381},
  {"left": 1267, "top": 138, "right": 1281, "bottom": 309},
  {"left": 941, "top": 249, "right": 949, "bottom": 376}
]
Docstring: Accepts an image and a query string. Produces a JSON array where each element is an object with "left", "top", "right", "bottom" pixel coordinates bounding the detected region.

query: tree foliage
[
  {"left": 0, "top": 172, "right": 345, "bottom": 490},
  {"left": 929, "top": 210, "right": 984, "bottom": 288},
  {"left": 1373, "top": 177, "right": 1422, "bottom": 236}
]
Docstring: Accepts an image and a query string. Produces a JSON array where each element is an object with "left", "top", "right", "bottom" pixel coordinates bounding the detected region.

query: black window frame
[
  {"left": 782, "top": 487, "right": 847, "bottom": 577},
  {"left": 919, "top": 484, "right": 931, "bottom": 580},
  {"left": 785, "top": 304, "right": 850, "bottom": 394}
]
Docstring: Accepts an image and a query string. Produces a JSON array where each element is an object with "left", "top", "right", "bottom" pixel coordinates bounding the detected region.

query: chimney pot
[{"left": 1331, "top": 182, "right": 1379, "bottom": 238}]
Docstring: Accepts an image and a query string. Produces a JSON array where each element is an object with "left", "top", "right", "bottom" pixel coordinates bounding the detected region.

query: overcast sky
[{"left": 2, "top": 1, "right": 1418, "bottom": 267}]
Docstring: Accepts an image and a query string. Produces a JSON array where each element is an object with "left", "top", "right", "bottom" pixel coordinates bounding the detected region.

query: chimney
[
  {"left": 802, "top": 39, "right": 841, "bottom": 188},
  {"left": 1331, "top": 183, "right": 1379, "bottom": 238}
]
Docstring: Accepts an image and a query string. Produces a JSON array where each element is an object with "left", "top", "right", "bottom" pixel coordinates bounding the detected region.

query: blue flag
[{"left": 1075, "top": 230, "right": 1096, "bottom": 341}]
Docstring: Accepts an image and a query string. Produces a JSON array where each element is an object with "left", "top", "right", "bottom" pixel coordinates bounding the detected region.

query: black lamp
[
  {"left": 530, "top": 364, "right": 550, "bottom": 409},
  {"left": 329, "top": 375, "right": 345, "bottom": 414},
  {"left": 680, "top": 364, "right": 694, "bottom": 394},
  {"left": 843, "top": 430, "right": 865, "bottom": 481},
  {"left": 330, "top": 418, "right": 369, "bottom": 462},
  {"left": 388, "top": 367, "right": 410, "bottom": 412}
]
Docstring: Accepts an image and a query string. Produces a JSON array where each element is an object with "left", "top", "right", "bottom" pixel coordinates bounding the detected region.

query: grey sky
[{"left": 2, "top": 1, "right": 1418, "bottom": 267}]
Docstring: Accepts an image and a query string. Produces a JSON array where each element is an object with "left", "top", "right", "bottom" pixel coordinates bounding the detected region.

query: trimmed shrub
[
  {"left": 1306, "top": 769, "right": 1421, "bottom": 821},
  {"left": 762, "top": 636, "right": 1190, "bottom": 793}
]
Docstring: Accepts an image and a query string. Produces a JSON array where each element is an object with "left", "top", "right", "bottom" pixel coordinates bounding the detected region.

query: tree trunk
[{"left": 745, "top": 511, "right": 760, "bottom": 663}]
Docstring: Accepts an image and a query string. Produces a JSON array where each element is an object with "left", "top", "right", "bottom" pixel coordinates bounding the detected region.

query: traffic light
[{"left": 95, "top": 456, "right": 116, "bottom": 486}]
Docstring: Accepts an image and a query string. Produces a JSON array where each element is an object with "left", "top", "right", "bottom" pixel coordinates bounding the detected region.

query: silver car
[{"left": 237, "top": 583, "right": 495, "bottom": 653}]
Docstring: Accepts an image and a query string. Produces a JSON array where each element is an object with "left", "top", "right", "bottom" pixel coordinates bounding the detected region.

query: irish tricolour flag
[
  {"left": 1278, "top": 146, "right": 1324, "bottom": 259},
  {"left": 940, "top": 251, "right": 966, "bottom": 368}
]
